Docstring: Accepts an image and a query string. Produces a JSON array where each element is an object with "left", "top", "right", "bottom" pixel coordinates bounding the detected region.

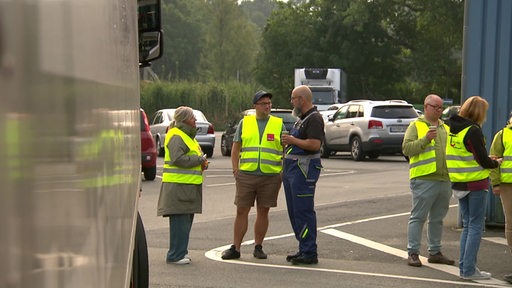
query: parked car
[
  {"left": 441, "top": 105, "right": 460, "bottom": 121},
  {"left": 150, "top": 108, "right": 215, "bottom": 158},
  {"left": 326, "top": 103, "right": 344, "bottom": 111},
  {"left": 220, "top": 108, "right": 298, "bottom": 156},
  {"left": 320, "top": 103, "right": 344, "bottom": 122},
  {"left": 140, "top": 108, "right": 157, "bottom": 181},
  {"left": 322, "top": 100, "right": 418, "bottom": 161}
]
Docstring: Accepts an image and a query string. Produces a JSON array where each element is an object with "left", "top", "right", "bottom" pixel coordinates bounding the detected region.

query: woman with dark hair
[{"left": 446, "top": 96, "right": 502, "bottom": 280}]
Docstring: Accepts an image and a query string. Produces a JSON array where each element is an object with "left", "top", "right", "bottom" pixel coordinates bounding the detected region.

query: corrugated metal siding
[
  {"left": 462, "top": 0, "right": 512, "bottom": 144},
  {"left": 462, "top": 0, "right": 512, "bottom": 225}
]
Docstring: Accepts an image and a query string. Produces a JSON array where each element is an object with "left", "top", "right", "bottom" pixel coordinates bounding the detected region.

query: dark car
[
  {"left": 220, "top": 108, "right": 298, "bottom": 156},
  {"left": 140, "top": 109, "right": 157, "bottom": 180}
]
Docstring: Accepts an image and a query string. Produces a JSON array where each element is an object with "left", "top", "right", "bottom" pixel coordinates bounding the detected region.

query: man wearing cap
[
  {"left": 222, "top": 90, "right": 286, "bottom": 260},
  {"left": 281, "top": 85, "right": 324, "bottom": 265}
]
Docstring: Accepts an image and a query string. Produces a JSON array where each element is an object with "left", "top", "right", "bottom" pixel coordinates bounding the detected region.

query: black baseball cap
[{"left": 252, "top": 90, "right": 272, "bottom": 104}]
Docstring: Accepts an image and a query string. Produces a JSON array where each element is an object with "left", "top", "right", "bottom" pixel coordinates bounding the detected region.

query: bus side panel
[{"left": 1, "top": 1, "right": 142, "bottom": 287}]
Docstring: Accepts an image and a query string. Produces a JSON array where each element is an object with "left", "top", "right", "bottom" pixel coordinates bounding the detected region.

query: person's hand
[
  {"left": 281, "top": 133, "right": 293, "bottom": 146},
  {"left": 492, "top": 186, "right": 501, "bottom": 195},
  {"left": 426, "top": 127, "right": 437, "bottom": 141},
  {"left": 200, "top": 154, "right": 208, "bottom": 171},
  {"left": 490, "top": 155, "right": 503, "bottom": 166},
  {"left": 201, "top": 159, "right": 209, "bottom": 171}
]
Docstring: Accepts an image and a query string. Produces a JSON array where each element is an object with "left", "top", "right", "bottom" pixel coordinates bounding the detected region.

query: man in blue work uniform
[{"left": 281, "top": 85, "right": 324, "bottom": 265}]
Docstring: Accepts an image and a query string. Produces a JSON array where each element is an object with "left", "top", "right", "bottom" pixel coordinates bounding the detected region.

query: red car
[{"left": 140, "top": 109, "right": 157, "bottom": 180}]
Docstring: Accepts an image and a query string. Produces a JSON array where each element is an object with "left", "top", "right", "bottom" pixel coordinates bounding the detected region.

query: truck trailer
[
  {"left": 1, "top": 1, "right": 162, "bottom": 287},
  {"left": 294, "top": 68, "right": 347, "bottom": 111}
]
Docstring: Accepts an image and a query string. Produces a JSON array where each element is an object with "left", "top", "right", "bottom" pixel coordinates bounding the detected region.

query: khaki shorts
[{"left": 235, "top": 173, "right": 281, "bottom": 207}]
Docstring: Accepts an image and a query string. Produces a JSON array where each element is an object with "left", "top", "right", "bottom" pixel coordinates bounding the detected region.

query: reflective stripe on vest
[
  {"left": 162, "top": 127, "right": 203, "bottom": 184},
  {"left": 446, "top": 125, "right": 489, "bottom": 182},
  {"left": 240, "top": 115, "right": 283, "bottom": 173},
  {"left": 409, "top": 121, "right": 436, "bottom": 179},
  {"left": 501, "top": 128, "right": 512, "bottom": 183}
]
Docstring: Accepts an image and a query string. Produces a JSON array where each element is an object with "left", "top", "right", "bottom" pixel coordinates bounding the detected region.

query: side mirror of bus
[{"left": 138, "top": 0, "right": 163, "bottom": 67}]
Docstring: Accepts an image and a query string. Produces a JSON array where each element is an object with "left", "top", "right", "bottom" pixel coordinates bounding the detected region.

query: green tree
[
  {"left": 201, "top": 0, "right": 259, "bottom": 83},
  {"left": 399, "top": 0, "right": 464, "bottom": 102},
  {"left": 255, "top": 2, "right": 316, "bottom": 107},
  {"left": 257, "top": 0, "right": 403, "bottom": 101},
  {"left": 153, "top": 0, "right": 206, "bottom": 81},
  {"left": 256, "top": 0, "right": 463, "bottom": 103},
  {"left": 240, "top": 0, "right": 278, "bottom": 31}
]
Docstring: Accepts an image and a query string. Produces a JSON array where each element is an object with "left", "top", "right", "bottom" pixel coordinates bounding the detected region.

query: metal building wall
[
  {"left": 462, "top": 0, "right": 512, "bottom": 142},
  {"left": 462, "top": 0, "right": 512, "bottom": 225}
]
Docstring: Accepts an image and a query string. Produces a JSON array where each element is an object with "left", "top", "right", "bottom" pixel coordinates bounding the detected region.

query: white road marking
[
  {"left": 200, "top": 169, "right": 355, "bottom": 187},
  {"left": 205, "top": 246, "right": 506, "bottom": 287},
  {"left": 484, "top": 237, "right": 508, "bottom": 246},
  {"left": 205, "top": 206, "right": 511, "bottom": 287},
  {"left": 321, "top": 229, "right": 509, "bottom": 287}
]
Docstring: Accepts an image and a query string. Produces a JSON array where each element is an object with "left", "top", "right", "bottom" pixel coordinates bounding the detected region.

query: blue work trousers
[
  {"left": 283, "top": 157, "right": 321, "bottom": 258},
  {"left": 166, "top": 214, "right": 194, "bottom": 262}
]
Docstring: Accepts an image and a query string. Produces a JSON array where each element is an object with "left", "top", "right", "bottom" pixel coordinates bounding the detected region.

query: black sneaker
[
  {"left": 253, "top": 244, "right": 267, "bottom": 259},
  {"left": 286, "top": 252, "right": 301, "bottom": 262},
  {"left": 291, "top": 255, "right": 318, "bottom": 265},
  {"left": 221, "top": 245, "right": 240, "bottom": 260}
]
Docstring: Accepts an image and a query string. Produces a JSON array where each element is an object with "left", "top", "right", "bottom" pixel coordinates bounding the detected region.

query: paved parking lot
[{"left": 139, "top": 132, "right": 512, "bottom": 288}]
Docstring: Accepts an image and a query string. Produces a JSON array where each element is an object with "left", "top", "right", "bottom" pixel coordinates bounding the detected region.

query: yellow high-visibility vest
[
  {"left": 240, "top": 115, "right": 283, "bottom": 173},
  {"left": 409, "top": 122, "right": 438, "bottom": 179},
  {"left": 446, "top": 125, "right": 489, "bottom": 182},
  {"left": 6, "top": 116, "right": 22, "bottom": 180},
  {"left": 162, "top": 127, "right": 203, "bottom": 184},
  {"left": 500, "top": 127, "right": 512, "bottom": 183}
]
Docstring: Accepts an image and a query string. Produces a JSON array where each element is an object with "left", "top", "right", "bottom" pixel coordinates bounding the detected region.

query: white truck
[
  {"left": 294, "top": 68, "right": 347, "bottom": 111},
  {"left": 2, "top": 1, "right": 162, "bottom": 287}
]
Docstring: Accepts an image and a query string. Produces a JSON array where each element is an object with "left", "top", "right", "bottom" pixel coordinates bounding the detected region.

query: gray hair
[{"left": 170, "top": 106, "right": 194, "bottom": 128}]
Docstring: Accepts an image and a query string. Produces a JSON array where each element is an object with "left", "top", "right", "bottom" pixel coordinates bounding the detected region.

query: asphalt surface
[{"left": 138, "top": 132, "right": 512, "bottom": 288}]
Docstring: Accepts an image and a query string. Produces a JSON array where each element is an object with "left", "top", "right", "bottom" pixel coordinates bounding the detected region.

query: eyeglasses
[
  {"left": 426, "top": 104, "right": 443, "bottom": 111},
  {"left": 255, "top": 102, "right": 272, "bottom": 106}
]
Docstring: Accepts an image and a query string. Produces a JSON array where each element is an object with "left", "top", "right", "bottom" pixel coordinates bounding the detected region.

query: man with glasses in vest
[
  {"left": 222, "top": 91, "right": 285, "bottom": 260},
  {"left": 402, "top": 94, "right": 455, "bottom": 267}
]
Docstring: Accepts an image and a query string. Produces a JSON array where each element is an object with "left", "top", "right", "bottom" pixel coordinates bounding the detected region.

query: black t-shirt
[{"left": 296, "top": 107, "right": 324, "bottom": 153}]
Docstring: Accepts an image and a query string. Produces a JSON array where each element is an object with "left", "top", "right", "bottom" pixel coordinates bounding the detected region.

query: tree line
[{"left": 142, "top": 0, "right": 464, "bottom": 128}]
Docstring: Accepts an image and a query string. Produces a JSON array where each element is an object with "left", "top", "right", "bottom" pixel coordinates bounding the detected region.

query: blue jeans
[
  {"left": 166, "top": 214, "right": 194, "bottom": 262},
  {"left": 407, "top": 179, "right": 451, "bottom": 255},
  {"left": 459, "top": 190, "right": 487, "bottom": 277}
]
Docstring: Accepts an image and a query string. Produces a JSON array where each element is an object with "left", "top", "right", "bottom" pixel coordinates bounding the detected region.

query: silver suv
[{"left": 322, "top": 100, "right": 418, "bottom": 161}]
